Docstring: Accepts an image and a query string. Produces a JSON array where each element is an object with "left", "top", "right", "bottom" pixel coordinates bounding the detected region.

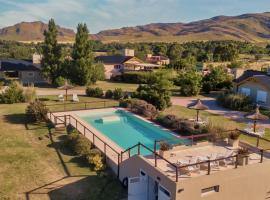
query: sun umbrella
[
  {"left": 245, "top": 104, "right": 269, "bottom": 133},
  {"left": 58, "top": 80, "right": 73, "bottom": 101},
  {"left": 188, "top": 99, "right": 209, "bottom": 122}
]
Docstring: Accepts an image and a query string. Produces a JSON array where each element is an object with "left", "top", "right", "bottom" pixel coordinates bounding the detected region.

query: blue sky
[{"left": 0, "top": 0, "right": 269, "bottom": 33}]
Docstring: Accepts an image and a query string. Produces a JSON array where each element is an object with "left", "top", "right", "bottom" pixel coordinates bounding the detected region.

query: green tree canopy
[
  {"left": 202, "top": 66, "right": 232, "bottom": 93},
  {"left": 175, "top": 70, "right": 202, "bottom": 96}
]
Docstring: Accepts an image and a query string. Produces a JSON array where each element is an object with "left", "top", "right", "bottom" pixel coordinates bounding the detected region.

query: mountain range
[{"left": 0, "top": 12, "right": 270, "bottom": 43}]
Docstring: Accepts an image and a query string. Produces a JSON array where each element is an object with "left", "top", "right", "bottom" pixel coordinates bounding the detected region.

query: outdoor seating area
[{"left": 145, "top": 142, "right": 269, "bottom": 180}]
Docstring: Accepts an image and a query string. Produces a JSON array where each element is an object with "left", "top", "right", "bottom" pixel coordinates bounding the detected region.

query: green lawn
[
  {"left": 162, "top": 105, "right": 270, "bottom": 149},
  {"left": 40, "top": 96, "right": 119, "bottom": 112},
  {"left": 0, "top": 103, "right": 126, "bottom": 200},
  {"left": 75, "top": 81, "right": 139, "bottom": 92}
]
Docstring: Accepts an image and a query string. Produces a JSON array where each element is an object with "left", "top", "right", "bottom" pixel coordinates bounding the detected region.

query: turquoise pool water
[{"left": 81, "top": 110, "right": 188, "bottom": 155}]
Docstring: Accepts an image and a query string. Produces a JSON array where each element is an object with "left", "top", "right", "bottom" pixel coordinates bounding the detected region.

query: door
[
  {"left": 128, "top": 177, "right": 148, "bottom": 200},
  {"left": 158, "top": 185, "right": 171, "bottom": 200}
]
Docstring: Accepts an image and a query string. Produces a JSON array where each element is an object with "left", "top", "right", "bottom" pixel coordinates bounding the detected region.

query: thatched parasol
[
  {"left": 58, "top": 80, "right": 73, "bottom": 101},
  {"left": 245, "top": 104, "right": 269, "bottom": 133},
  {"left": 188, "top": 99, "right": 209, "bottom": 121}
]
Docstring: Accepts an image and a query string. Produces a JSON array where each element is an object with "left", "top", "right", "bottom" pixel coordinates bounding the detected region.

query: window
[
  {"left": 28, "top": 72, "right": 34, "bottom": 77},
  {"left": 201, "top": 185, "right": 220, "bottom": 197},
  {"left": 240, "top": 87, "right": 251, "bottom": 96},
  {"left": 256, "top": 90, "right": 267, "bottom": 104},
  {"left": 158, "top": 185, "right": 171, "bottom": 198}
]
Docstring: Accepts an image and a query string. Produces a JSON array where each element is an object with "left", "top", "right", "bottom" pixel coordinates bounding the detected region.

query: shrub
[
  {"left": 159, "top": 142, "right": 170, "bottom": 151},
  {"left": 66, "top": 128, "right": 80, "bottom": 150},
  {"left": 73, "top": 135, "right": 92, "bottom": 156},
  {"left": 24, "top": 84, "right": 36, "bottom": 102},
  {"left": 105, "top": 89, "right": 113, "bottom": 99},
  {"left": 87, "top": 149, "right": 105, "bottom": 171},
  {"left": 217, "top": 92, "right": 253, "bottom": 111},
  {"left": 119, "top": 98, "right": 134, "bottom": 108},
  {"left": 25, "top": 100, "right": 48, "bottom": 122},
  {"left": 113, "top": 88, "right": 124, "bottom": 100},
  {"left": 54, "top": 76, "right": 67, "bottom": 87},
  {"left": 121, "top": 72, "right": 151, "bottom": 84},
  {"left": 0, "top": 81, "right": 24, "bottom": 104},
  {"left": 86, "top": 87, "right": 104, "bottom": 98},
  {"left": 228, "top": 131, "right": 240, "bottom": 140},
  {"left": 156, "top": 114, "right": 179, "bottom": 129}
]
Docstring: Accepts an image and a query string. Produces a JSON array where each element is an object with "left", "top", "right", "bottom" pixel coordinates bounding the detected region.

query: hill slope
[
  {"left": 0, "top": 21, "right": 75, "bottom": 42},
  {"left": 0, "top": 12, "right": 270, "bottom": 43},
  {"left": 93, "top": 12, "right": 270, "bottom": 43}
]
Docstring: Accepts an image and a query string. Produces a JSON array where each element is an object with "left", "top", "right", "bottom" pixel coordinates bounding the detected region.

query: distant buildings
[
  {"left": 0, "top": 57, "right": 46, "bottom": 85},
  {"left": 146, "top": 54, "right": 170, "bottom": 65},
  {"left": 95, "top": 49, "right": 164, "bottom": 79}
]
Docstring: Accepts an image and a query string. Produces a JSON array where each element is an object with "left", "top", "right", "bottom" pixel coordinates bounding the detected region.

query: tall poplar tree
[
  {"left": 41, "top": 19, "right": 63, "bottom": 84},
  {"left": 71, "top": 23, "right": 93, "bottom": 85}
]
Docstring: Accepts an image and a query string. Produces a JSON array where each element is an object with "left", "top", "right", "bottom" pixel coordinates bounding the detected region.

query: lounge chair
[
  {"left": 58, "top": 94, "right": 64, "bottom": 102},
  {"left": 244, "top": 123, "right": 253, "bottom": 134},
  {"left": 72, "top": 94, "right": 79, "bottom": 102},
  {"left": 256, "top": 127, "right": 265, "bottom": 137}
]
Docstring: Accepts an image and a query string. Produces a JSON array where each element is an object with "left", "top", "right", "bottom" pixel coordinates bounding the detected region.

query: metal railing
[
  {"left": 46, "top": 101, "right": 122, "bottom": 177},
  {"left": 45, "top": 100, "right": 118, "bottom": 112}
]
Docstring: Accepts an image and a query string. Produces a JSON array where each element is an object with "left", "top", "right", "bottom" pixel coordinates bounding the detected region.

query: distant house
[
  {"left": 234, "top": 69, "right": 270, "bottom": 108},
  {"left": 0, "top": 59, "right": 46, "bottom": 85},
  {"left": 95, "top": 49, "right": 162, "bottom": 79},
  {"left": 146, "top": 54, "right": 170, "bottom": 65}
]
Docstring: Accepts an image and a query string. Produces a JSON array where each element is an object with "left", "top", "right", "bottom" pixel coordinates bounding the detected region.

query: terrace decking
[{"left": 144, "top": 143, "right": 270, "bottom": 181}]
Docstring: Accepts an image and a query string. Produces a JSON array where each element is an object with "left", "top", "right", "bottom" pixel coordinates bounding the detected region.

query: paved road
[{"left": 171, "top": 97, "right": 270, "bottom": 129}]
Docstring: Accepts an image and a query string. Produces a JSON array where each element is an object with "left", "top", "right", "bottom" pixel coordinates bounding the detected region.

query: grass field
[
  {"left": 75, "top": 81, "right": 139, "bottom": 92},
  {"left": 162, "top": 105, "right": 270, "bottom": 149},
  {"left": 0, "top": 102, "right": 126, "bottom": 200}
]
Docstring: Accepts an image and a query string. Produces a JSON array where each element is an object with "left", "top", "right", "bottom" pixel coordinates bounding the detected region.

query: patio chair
[
  {"left": 58, "top": 94, "right": 64, "bottom": 102},
  {"left": 177, "top": 158, "right": 200, "bottom": 175},
  {"left": 257, "top": 127, "right": 265, "bottom": 137},
  {"left": 72, "top": 94, "right": 79, "bottom": 102},
  {"left": 222, "top": 151, "right": 235, "bottom": 167}
]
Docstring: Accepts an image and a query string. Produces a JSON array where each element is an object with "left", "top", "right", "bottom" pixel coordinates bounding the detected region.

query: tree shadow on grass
[
  {"left": 24, "top": 126, "right": 127, "bottom": 200},
  {"left": 3, "top": 113, "right": 27, "bottom": 125}
]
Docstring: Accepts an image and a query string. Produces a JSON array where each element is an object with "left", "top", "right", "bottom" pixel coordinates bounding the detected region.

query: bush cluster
[
  {"left": 85, "top": 87, "right": 124, "bottom": 100},
  {"left": 156, "top": 114, "right": 208, "bottom": 136},
  {"left": 86, "top": 87, "right": 104, "bottom": 98},
  {"left": 120, "top": 99, "right": 158, "bottom": 119},
  {"left": 66, "top": 126, "right": 105, "bottom": 171},
  {"left": 0, "top": 81, "right": 24, "bottom": 104},
  {"left": 121, "top": 72, "right": 151, "bottom": 84},
  {"left": 25, "top": 100, "right": 48, "bottom": 122},
  {"left": 112, "top": 88, "right": 124, "bottom": 100},
  {"left": 105, "top": 89, "right": 113, "bottom": 99},
  {"left": 217, "top": 92, "right": 253, "bottom": 111}
]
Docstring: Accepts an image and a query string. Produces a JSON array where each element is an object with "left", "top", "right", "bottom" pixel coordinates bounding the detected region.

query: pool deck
[
  {"left": 49, "top": 107, "right": 270, "bottom": 183},
  {"left": 51, "top": 108, "right": 124, "bottom": 164}
]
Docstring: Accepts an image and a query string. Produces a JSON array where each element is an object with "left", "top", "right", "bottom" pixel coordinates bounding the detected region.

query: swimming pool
[{"left": 80, "top": 109, "right": 188, "bottom": 155}]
